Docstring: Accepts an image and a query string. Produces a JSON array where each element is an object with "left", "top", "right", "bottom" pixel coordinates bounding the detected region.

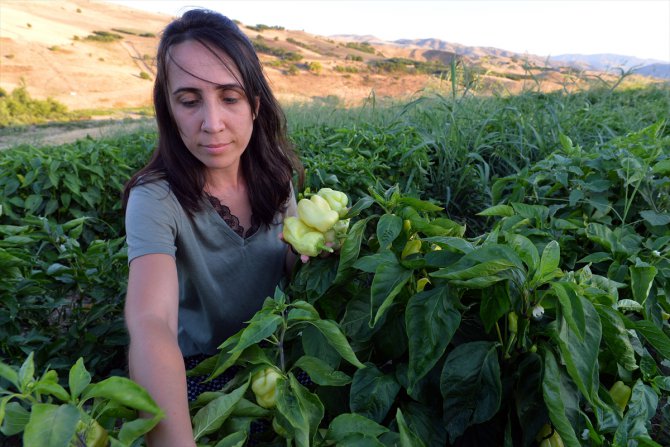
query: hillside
[{"left": 0, "top": 0, "right": 664, "bottom": 113}]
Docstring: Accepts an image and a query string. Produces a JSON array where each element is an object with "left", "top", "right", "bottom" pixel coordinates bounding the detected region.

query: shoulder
[
  {"left": 126, "top": 179, "right": 185, "bottom": 226},
  {"left": 129, "top": 178, "right": 172, "bottom": 200}
]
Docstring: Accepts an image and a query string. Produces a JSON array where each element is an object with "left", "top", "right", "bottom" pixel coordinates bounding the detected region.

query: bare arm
[{"left": 125, "top": 254, "right": 196, "bottom": 447}]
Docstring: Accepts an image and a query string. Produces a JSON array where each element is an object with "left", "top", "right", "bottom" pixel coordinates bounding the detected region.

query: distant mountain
[
  {"left": 394, "top": 38, "right": 523, "bottom": 60},
  {"left": 634, "top": 63, "right": 670, "bottom": 79},
  {"left": 549, "top": 53, "right": 667, "bottom": 71}
]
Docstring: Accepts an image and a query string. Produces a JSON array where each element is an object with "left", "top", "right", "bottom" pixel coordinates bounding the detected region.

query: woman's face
[{"left": 166, "top": 40, "right": 256, "bottom": 178}]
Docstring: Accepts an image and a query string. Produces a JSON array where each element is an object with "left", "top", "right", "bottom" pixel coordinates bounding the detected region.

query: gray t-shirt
[{"left": 125, "top": 180, "right": 289, "bottom": 356}]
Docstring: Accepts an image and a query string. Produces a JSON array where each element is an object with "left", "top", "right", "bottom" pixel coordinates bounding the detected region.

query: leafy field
[{"left": 1, "top": 85, "right": 669, "bottom": 446}]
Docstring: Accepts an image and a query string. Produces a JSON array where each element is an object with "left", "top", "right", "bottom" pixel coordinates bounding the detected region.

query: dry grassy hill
[{"left": 0, "top": 0, "right": 658, "bottom": 113}]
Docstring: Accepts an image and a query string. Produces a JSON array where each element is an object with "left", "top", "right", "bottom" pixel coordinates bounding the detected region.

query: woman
[{"left": 122, "top": 9, "right": 302, "bottom": 446}]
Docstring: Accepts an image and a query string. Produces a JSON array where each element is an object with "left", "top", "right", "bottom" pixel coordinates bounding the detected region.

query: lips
[{"left": 202, "top": 142, "right": 231, "bottom": 155}]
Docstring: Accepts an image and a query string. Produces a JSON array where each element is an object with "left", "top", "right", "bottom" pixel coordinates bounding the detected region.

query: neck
[{"left": 204, "top": 169, "right": 246, "bottom": 198}]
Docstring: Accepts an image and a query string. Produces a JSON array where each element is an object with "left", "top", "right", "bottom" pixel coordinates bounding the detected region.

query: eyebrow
[{"left": 171, "top": 83, "right": 244, "bottom": 95}]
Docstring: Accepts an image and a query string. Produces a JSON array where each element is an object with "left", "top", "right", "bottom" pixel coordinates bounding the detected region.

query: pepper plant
[
  {"left": 0, "top": 352, "right": 163, "bottom": 446},
  {"left": 184, "top": 148, "right": 669, "bottom": 444}
]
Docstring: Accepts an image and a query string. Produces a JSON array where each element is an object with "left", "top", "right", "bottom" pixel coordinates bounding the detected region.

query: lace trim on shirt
[{"left": 205, "top": 193, "right": 259, "bottom": 238}]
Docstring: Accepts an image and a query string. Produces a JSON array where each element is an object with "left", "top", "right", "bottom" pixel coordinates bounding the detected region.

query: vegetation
[
  {"left": 286, "top": 37, "right": 323, "bottom": 55},
  {"left": 345, "top": 41, "right": 376, "bottom": 54},
  {"left": 253, "top": 38, "right": 303, "bottom": 62},
  {"left": 111, "top": 27, "right": 156, "bottom": 38},
  {"left": 369, "top": 57, "right": 456, "bottom": 76},
  {"left": 85, "top": 30, "right": 123, "bottom": 43},
  {"left": 247, "top": 24, "right": 285, "bottom": 32},
  {"left": 0, "top": 84, "right": 68, "bottom": 127},
  {"left": 0, "top": 84, "right": 668, "bottom": 445}
]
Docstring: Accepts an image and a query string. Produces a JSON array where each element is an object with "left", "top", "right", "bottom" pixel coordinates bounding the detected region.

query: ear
[{"left": 253, "top": 96, "right": 260, "bottom": 119}]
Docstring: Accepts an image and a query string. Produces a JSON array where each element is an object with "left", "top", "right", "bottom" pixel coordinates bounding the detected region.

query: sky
[{"left": 107, "top": 0, "right": 670, "bottom": 62}]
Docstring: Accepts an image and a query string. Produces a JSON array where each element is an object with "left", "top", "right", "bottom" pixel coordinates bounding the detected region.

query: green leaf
[
  {"left": 396, "top": 408, "right": 426, "bottom": 447},
  {"left": 613, "top": 380, "right": 658, "bottom": 446},
  {"left": 302, "top": 324, "right": 342, "bottom": 368},
  {"left": 422, "top": 236, "right": 474, "bottom": 254},
  {"left": 346, "top": 196, "right": 375, "bottom": 218},
  {"left": 81, "top": 376, "right": 162, "bottom": 415},
  {"left": 292, "top": 356, "right": 352, "bottom": 386},
  {"left": 530, "top": 240, "right": 561, "bottom": 287},
  {"left": 369, "top": 261, "right": 412, "bottom": 327},
  {"left": 0, "top": 362, "right": 19, "bottom": 389},
  {"left": 551, "top": 282, "right": 586, "bottom": 341},
  {"left": 287, "top": 301, "right": 320, "bottom": 323},
  {"left": 479, "top": 282, "right": 511, "bottom": 333},
  {"left": 406, "top": 285, "right": 460, "bottom": 391},
  {"left": 192, "top": 382, "right": 248, "bottom": 441},
  {"left": 541, "top": 350, "right": 582, "bottom": 447},
  {"left": 568, "top": 189, "right": 584, "bottom": 207},
  {"left": 350, "top": 365, "right": 401, "bottom": 424},
  {"left": 291, "top": 374, "right": 324, "bottom": 443},
  {"left": 353, "top": 250, "right": 397, "bottom": 273},
  {"left": 68, "top": 358, "right": 91, "bottom": 402},
  {"left": 23, "top": 194, "right": 42, "bottom": 214},
  {"left": 118, "top": 415, "right": 163, "bottom": 445},
  {"left": 555, "top": 295, "right": 602, "bottom": 407},
  {"left": 23, "top": 403, "right": 79, "bottom": 447},
  {"left": 640, "top": 210, "right": 670, "bottom": 226},
  {"left": 397, "top": 197, "right": 443, "bottom": 212},
  {"left": 629, "top": 263, "right": 657, "bottom": 305},
  {"left": 275, "top": 374, "right": 324, "bottom": 447},
  {"left": 652, "top": 159, "right": 670, "bottom": 174},
  {"left": 212, "top": 430, "right": 247, "bottom": 447},
  {"left": 335, "top": 216, "right": 372, "bottom": 284},
  {"left": 376, "top": 214, "right": 403, "bottom": 250},
  {"left": 341, "top": 292, "right": 377, "bottom": 343},
  {"left": 440, "top": 341, "right": 501, "bottom": 443},
  {"left": 18, "top": 353, "right": 35, "bottom": 393},
  {"left": 477, "top": 204, "right": 515, "bottom": 217},
  {"left": 616, "top": 299, "right": 644, "bottom": 312},
  {"left": 506, "top": 233, "right": 539, "bottom": 275},
  {"left": 595, "top": 305, "right": 638, "bottom": 371},
  {"left": 515, "top": 353, "right": 547, "bottom": 447},
  {"left": 325, "top": 413, "right": 388, "bottom": 442},
  {"left": 577, "top": 252, "right": 612, "bottom": 264},
  {"left": 632, "top": 319, "right": 670, "bottom": 360},
  {"left": 230, "top": 312, "right": 282, "bottom": 353},
  {"left": 207, "top": 332, "right": 243, "bottom": 379},
  {"left": 1, "top": 401, "right": 29, "bottom": 436},
  {"left": 308, "top": 319, "right": 365, "bottom": 368},
  {"left": 33, "top": 374, "right": 69, "bottom": 403},
  {"left": 431, "top": 259, "right": 516, "bottom": 281}
]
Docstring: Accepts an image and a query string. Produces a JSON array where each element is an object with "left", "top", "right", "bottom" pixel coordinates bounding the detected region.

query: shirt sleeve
[{"left": 125, "top": 181, "right": 180, "bottom": 263}]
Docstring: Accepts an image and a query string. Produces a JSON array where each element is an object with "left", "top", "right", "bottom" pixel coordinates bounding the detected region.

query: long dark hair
[{"left": 122, "top": 8, "right": 302, "bottom": 226}]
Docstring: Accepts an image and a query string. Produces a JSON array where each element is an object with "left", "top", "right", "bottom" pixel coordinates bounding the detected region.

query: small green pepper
[
  {"left": 609, "top": 380, "right": 632, "bottom": 414},
  {"left": 508, "top": 311, "right": 518, "bottom": 334},
  {"left": 297, "top": 195, "right": 339, "bottom": 232},
  {"left": 536, "top": 424, "right": 565, "bottom": 447},
  {"left": 70, "top": 418, "right": 108, "bottom": 447},
  {"left": 401, "top": 239, "right": 422, "bottom": 259},
  {"left": 416, "top": 277, "right": 430, "bottom": 292},
  {"left": 251, "top": 367, "right": 282, "bottom": 409}
]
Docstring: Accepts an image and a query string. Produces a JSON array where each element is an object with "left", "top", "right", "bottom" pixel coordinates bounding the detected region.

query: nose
[{"left": 201, "top": 101, "right": 225, "bottom": 133}]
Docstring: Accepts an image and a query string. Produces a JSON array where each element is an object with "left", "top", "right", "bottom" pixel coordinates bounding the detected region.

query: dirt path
[{"left": 0, "top": 119, "right": 157, "bottom": 150}]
